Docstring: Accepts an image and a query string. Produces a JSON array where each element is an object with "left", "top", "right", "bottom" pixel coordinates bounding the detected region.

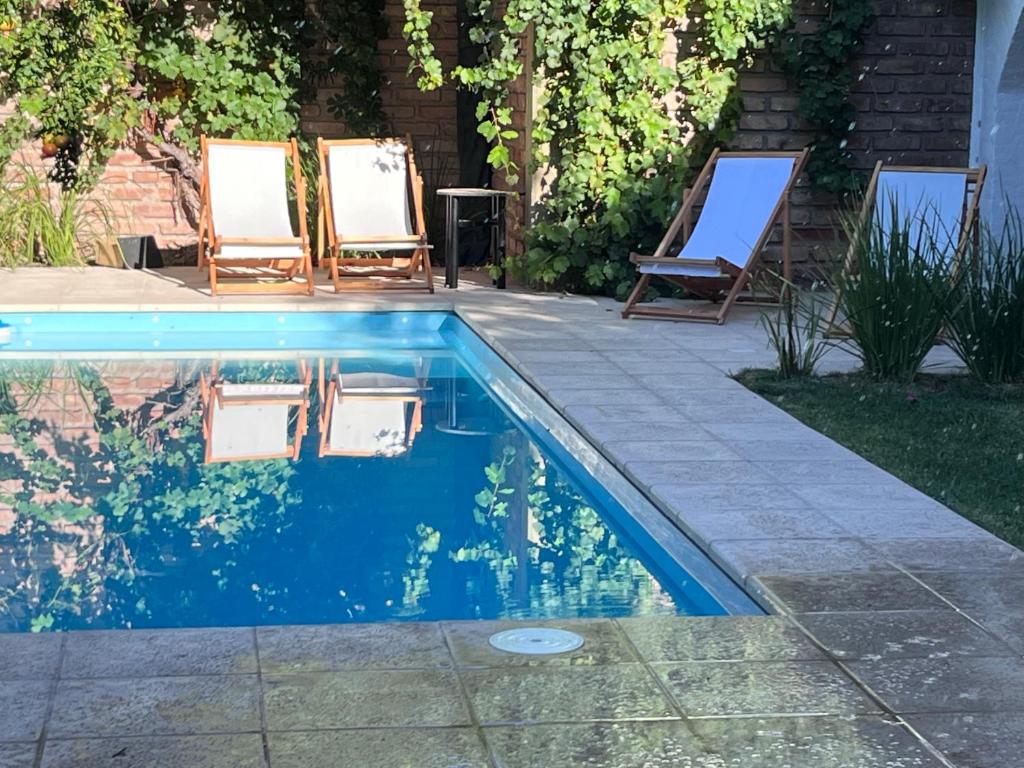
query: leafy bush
[
  {"left": 945, "top": 210, "right": 1024, "bottom": 383},
  {"left": 836, "top": 198, "right": 959, "bottom": 381},
  {"left": 761, "top": 283, "right": 830, "bottom": 378}
]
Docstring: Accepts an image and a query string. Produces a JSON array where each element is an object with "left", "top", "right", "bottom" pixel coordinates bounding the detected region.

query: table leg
[{"left": 495, "top": 196, "right": 507, "bottom": 290}]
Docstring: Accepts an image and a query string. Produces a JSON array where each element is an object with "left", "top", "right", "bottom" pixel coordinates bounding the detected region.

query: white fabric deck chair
[
  {"left": 824, "top": 161, "right": 987, "bottom": 333},
  {"left": 622, "top": 149, "right": 809, "bottom": 325},
  {"left": 198, "top": 137, "right": 314, "bottom": 296},
  {"left": 317, "top": 361, "right": 425, "bottom": 458},
  {"left": 200, "top": 362, "right": 312, "bottom": 463},
  {"left": 317, "top": 137, "right": 433, "bottom": 293}
]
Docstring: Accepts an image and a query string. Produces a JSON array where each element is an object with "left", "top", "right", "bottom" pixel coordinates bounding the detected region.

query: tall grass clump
[
  {"left": 945, "top": 207, "right": 1024, "bottom": 383},
  {"left": 761, "top": 281, "right": 830, "bottom": 378},
  {"left": 0, "top": 168, "right": 111, "bottom": 268},
  {"left": 835, "top": 196, "right": 959, "bottom": 381}
]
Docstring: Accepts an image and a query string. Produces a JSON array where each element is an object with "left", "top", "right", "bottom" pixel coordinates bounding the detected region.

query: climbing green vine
[
  {"left": 401, "top": 0, "right": 793, "bottom": 296},
  {"left": 776, "top": 0, "right": 876, "bottom": 193}
]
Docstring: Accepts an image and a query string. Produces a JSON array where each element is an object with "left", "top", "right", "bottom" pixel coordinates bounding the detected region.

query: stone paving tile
[
  {"left": 482, "top": 721, "right": 719, "bottom": 768},
  {"left": 268, "top": 728, "right": 490, "bottom": 768},
  {"left": 849, "top": 656, "right": 1024, "bottom": 713},
  {"left": 0, "top": 633, "right": 62, "bottom": 680},
  {"left": 910, "top": 572, "right": 1024, "bottom": 653},
  {"left": 40, "top": 735, "right": 267, "bottom": 768},
  {"left": 653, "top": 661, "right": 879, "bottom": 717},
  {"left": 444, "top": 619, "right": 637, "bottom": 668},
  {"left": 580, "top": 422, "right": 716, "bottom": 446},
  {"left": 723, "top": 438, "right": 862, "bottom": 463},
  {"left": 788, "top": 483, "right": 945, "bottom": 511},
  {"left": 257, "top": 622, "right": 451, "bottom": 673},
  {"left": 61, "top": 628, "right": 256, "bottom": 678},
  {"left": 526, "top": 373, "right": 637, "bottom": 390},
  {"left": 750, "top": 460, "right": 900, "bottom": 485},
  {"left": 823, "top": 507, "right": 992, "bottom": 540},
  {"left": 604, "top": 440, "right": 741, "bottom": 464},
  {"left": 873, "top": 538, "right": 1024, "bottom": 572},
  {"left": 0, "top": 680, "right": 51, "bottom": 742},
  {"left": 676, "top": 403, "right": 798, "bottom": 424},
  {"left": 48, "top": 676, "right": 261, "bottom": 738},
  {"left": 753, "top": 572, "right": 952, "bottom": 614},
  {"left": 261, "top": 670, "right": 470, "bottom": 730},
  {"left": 795, "top": 610, "right": 1014, "bottom": 660},
  {"left": 906, "top": 712, "right": 1024, "bottom": 768},
  {"left": 460, "top": 664, "right": 675, "bottom": 725},
  {"left": 0, "top": 744, "right": 35, "bottom": 768},
  {"left": 651, "top": 482, "right": 810, "bottom": 512},
  {"left": 617, "top": 616, "right": 824, "bottom": 662},
  {"left": 681, "top": 508, "right": 849, "bottom": 544},
  {"left": 688, "top": 716, "right": 948, "bottom": 768},
  {"left": 563, "top": 403, "right": 690, "bottom": 424},
  {"left": 545, "top": 387, "right": 654, "bottom": 407},
  {"left": 623, "top": 460, "right": 776, "bottom": 487},
  {"left": 712, "top": 539, "right": 895, "bottom": 581}
]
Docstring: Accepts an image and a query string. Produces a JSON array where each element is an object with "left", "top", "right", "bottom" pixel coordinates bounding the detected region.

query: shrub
[
  {"left": 761, "top": 282, "right": 830, "bottom": 378},
  {"left": 835, "top": 197, "right": 959, "bottom": 381},
  {"left": 945, "top": 209, "right": 1024, "bottom": 383}
]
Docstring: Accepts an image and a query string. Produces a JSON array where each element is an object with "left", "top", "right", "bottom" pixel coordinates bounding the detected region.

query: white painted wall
[{"left": 972, "top": 0, "right": 1024, "bottom": 219}]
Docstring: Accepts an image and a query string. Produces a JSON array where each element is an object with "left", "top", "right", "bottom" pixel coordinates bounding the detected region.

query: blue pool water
[{"left": 0, "top": 312, "right": 756, "bottom": 631}]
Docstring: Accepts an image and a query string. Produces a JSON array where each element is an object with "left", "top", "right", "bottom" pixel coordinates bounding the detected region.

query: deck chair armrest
[{"left": 630, "top": 254, "right": 714, "bottom": 267}]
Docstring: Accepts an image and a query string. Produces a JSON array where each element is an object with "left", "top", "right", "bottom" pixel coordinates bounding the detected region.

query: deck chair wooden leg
[
  {"left": 622, "top": 274, "right": 651, "bottom": 318},
  {"left": 418, "top": 247, "right": 435, "bottom": 293},
  {"left": 209, "top": 260, "right": 219, "bottom": 296}
]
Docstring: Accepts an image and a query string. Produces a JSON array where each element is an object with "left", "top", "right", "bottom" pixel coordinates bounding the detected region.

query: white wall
[{"left": 972, "top": 0, "right": 1024, "bottom": 219}]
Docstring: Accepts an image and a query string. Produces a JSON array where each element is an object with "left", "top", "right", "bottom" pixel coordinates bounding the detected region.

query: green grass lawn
[{"left": 736, "top": 370, "right": 1024, "bottom": 549}]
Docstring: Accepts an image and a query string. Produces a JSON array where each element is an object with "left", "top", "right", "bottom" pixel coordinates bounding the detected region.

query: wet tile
[
  {"left": 0, "top": 744, "right": 35, "bottom": 768},
  {"left": 257, "top": 623, "right": 451, "bottom": 673},
  {"left": 713, "top": 539, "right": 894, "bottom": 580},
  {"left": 754, "top": 572, "right": 951, "bottom": 613},
  {"left": 907, "top": 712, "right": 1024, "bottom": 768},
  {"left": 40, "top": 735, "right": 266, "bottom": 768},
  {"left": 444, "top": 619, "right": 636, "bottom": 667},
  {"left": 0, "top": 633, "right": 62, "bottom": 680},
  {"left": 618, "top": 616, "right": 823, "bottom": 662},
  {"left": 483, "top": 721, "right": 718, "bottom": 768},
  {"left": 48, "top": 676, "right": 261, "bottom": 737},
  {"left": 911, "top": 570, "right": 1024, "bottom": 619},
  {"left": 0, "top": 680, "right": 51, "bottom": 741},
  {"left": 689, "top": 716, "right": 947, "bottom": 768},
  {"left": 461, "top": 664, "right": 675, "bottom": 725},
  {"left": 874, "top": 538, "right": 1024, "bottom": 572},
  {"left": 268, "top": 728, "right": 489, "bottom": 768},
  {"left": 849, "top": 656, "right": 1024, "bottom": 713},
  {"left": 62, "top": 628, "right": 256, "bottom": 678},
  {"left": 653, "top": 661, "right": 879, "bottom": 717},
  {"left": 796, "top": 610, "right": 1013, "bottom": 660},
  {"left": 261, "top": 670, "right": 469, "bottom": 729}
]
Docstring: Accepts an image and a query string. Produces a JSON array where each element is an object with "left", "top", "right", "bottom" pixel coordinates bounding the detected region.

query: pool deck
[{"left": 1, "top": 266, "right": 1022, "bottom": 768}]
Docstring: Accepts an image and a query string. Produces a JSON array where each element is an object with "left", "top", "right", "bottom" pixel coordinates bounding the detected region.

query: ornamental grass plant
[{"left": 761, "top": 281, "right": 831, "bottom": 378}]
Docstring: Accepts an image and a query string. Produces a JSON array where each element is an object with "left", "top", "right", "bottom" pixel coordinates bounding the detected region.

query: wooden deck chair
[
  {"left": 317, "top": 359, "right": 425, "bottom": 458},
  {"left": 200, "top": 361, "right": 312, "bottom": 464},
  {"left": 197, "top": 137, "right": 314, "bottom": 296},
  {"left": 316, "top": 137, "right": 434, "bottom": 293},
  {"left": 824, "top": 161, "right": 987, "bottom": 334},
  {"left": 622, "top": 149, "right": 809, "bottom": 325}
]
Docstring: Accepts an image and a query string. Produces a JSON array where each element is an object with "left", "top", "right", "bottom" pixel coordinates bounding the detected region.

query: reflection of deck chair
[
  {"left": 316, "top": 138, "right": 433, "bottom": 293},
  {"left": 200, "top": 362, "right": 312, "bottom": 463},
  {"left": 317, "top": 360, "right": 425, "bottom": 458},
  {"left": 198, "top": 137, "right": 314, "bottom": 296},
  {"left": 622, "top": 149, "right": 809, "bottom": 325},
  {"left": 825, "top": 161, "right": 987, "bottom": 334}
]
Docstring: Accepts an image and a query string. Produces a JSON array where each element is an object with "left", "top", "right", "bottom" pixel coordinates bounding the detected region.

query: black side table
[{"left": 438, "top": 188, "right": 513, "bottom": 289}]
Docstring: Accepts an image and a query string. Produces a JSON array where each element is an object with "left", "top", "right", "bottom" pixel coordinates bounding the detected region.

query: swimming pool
[{"left": 0, "top": 312, "right": 757, "bottom": 631}]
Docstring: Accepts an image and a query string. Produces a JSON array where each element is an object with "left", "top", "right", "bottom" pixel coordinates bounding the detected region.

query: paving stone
[
  {"left": 750, "top": 460, "right": 900, "bottom": 485},
  {"left": 581, "top": 422, "right": 715, "bottom": 446},
  {"left": 62, "top": 628, "right": 256, "bottom": 678},
  {"left": 653, "top": 660, "right": 878, "bottom": 717},
  {"left": 461, "top": 664, "right": 675, "bottom": 725},
  {"left": 483, "top": 721, "right": 719, "bottom": 768},
  {"left": 873, "top": 538, "right": 1024, "bottom": 572},
  {"left": 796, "top": 610, "right": 1013, "bottom": 660},
  {"left": 528, "top": 374, "right": 638, "bottom": 390},
  {"left": 605, "top": 441, "right": 741, "bottom": 464},
  {"left": 548, "top": 388, "right": 665, "bottom": 407},
  {"left": 261, "top": 670, "right": 470, "bottom": 729},
  {"left": 444, "top": 619, "right": 637, "bottom": 667},
  {"left": 788, "top": 483, "right": 944, "bottom": 511},
  {"left": 651, "top": 483, "right": 810, "bottom": 512},
  {"left": 269, "top": 728, "right": 489, "bottom": 768},
  {"left": 0, "top": 633, "right": 62, "bottom": 680},
  {"left": 906, "top": 712, "right": 1024, "bottom": 768},
  {"left": 563, "top": 403, "right": 691, "bottom": 424},
  {"left": 0, "top": 680, "right": 51, "bottom": 741},
  {"left": 617, "top": 616, "right": 824, "bottom": 661},
  {"left": 683, "top": 508, "right": 849, "bottom": 543},
  {"left": 624, "top": 460, "right": 776, "bottom": 487},
  {"left": 911, "top": 571, "right": 1024, "bottom": 612},
  {"left": 40, "top": 735, "right": 267, "bottom": 768},
  {"left": 48, "top": 676, "right": 261, "bottom": 737},
  {"left": 688, "top": 716, "right": 947, "bottom": 768},
  {"left": 753, "top": 572, "right": 951, "bottom": 613},
  {"left": 712, "top": 539, "right": 894, "bottom": 580},
  {"left": 723, "top": 439, "right": 861, "bottom": 462},
  {"left": 676, "top": 404, "right": 798, "bottom": 424},
  {"left": 0, "top": 744, "right": 35, "bottom": 768},
  {"left": 257, "top": 622, "right": 451, "bottom": 673},
  {"left": 849, "top": 656, "right": 1024, "bottom": 713},
  {"left": 822, "top": 507, "right": 991, "bottom": 540}
]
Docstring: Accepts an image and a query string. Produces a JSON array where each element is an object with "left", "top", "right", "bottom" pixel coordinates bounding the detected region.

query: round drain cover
[{"left": 488, "top": 627, "right": 585, "bottom": 655}]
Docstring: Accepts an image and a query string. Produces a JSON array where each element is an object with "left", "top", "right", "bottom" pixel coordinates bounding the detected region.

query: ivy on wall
[
  {"left": 402, "top": 0, "right": 793, "bottom": 296},
  {"left": 776, "top": 0, "right": 876, "bottom": 193}
]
